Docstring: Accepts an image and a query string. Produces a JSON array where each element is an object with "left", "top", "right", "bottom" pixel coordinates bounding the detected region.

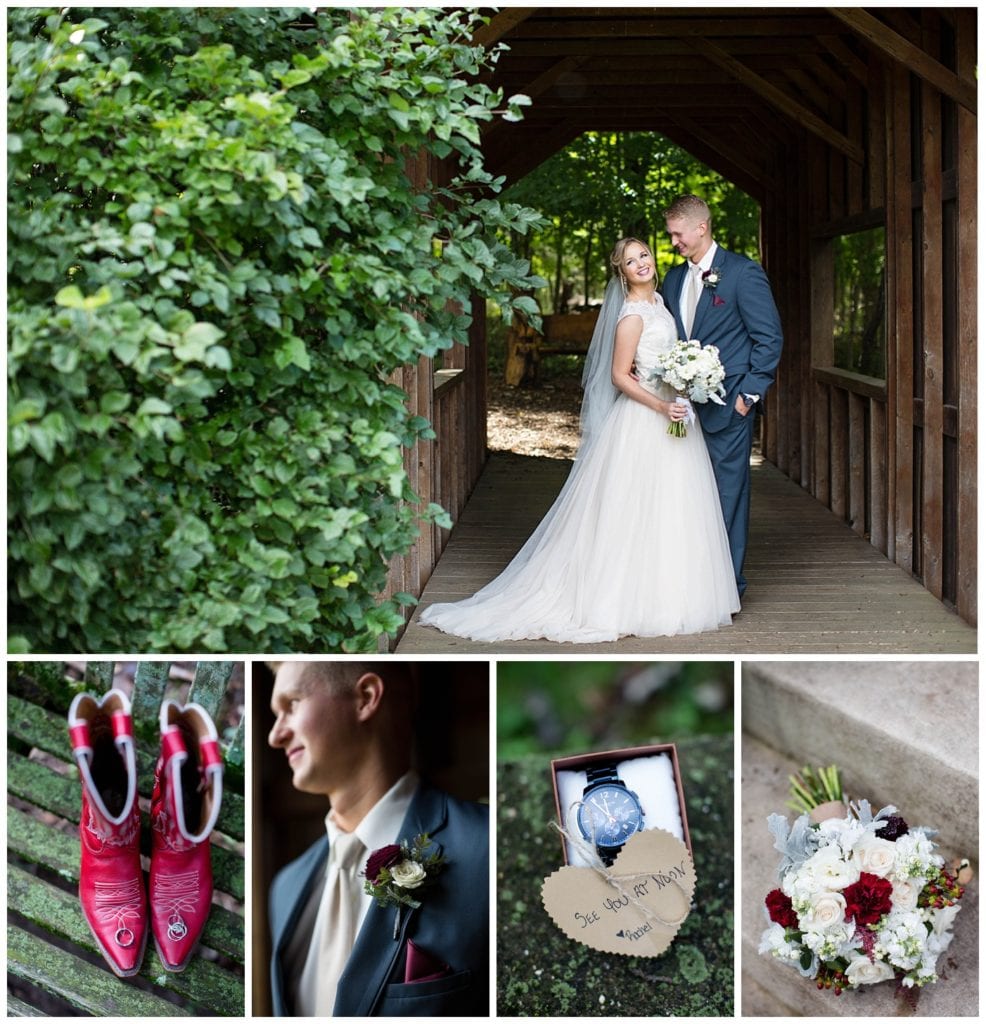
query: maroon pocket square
[
  {"left": 712, "top": 294, "right": 726, "bottom": 307},
  {"left": 404, "top": 937, "right": 452, "bottom": 983}
]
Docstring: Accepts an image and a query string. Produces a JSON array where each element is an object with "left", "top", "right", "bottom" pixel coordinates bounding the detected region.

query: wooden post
[{"left": 919, "top": 13, "right": 944, "bottom": 599}]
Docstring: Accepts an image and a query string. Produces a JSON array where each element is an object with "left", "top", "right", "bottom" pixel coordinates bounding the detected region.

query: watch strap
[{"left": 584, "top": 764, "right": 621, "bottom": 788}]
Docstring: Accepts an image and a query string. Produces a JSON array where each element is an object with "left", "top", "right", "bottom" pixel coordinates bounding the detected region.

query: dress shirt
[{"left": 290, "top": 770, "right": 420, "bottom": 1016}]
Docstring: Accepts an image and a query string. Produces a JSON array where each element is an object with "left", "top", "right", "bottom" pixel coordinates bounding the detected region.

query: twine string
[{"left": 550, "top": 802, "right": 691, "bottom": 930}]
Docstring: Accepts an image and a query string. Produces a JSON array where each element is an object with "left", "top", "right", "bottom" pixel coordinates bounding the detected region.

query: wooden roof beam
[
  {"left": 689, "top": 35, "right": 865, "bottom": 164},
  {"left": 828, "top": 7, "right": 976, "bottom": 113},
  {"left": 472, "top": 8, "right": 537, "bottom": 48},
  {"left": 484, "top": 120, "right": 584, "bottom": 188},
  {"left": 668, "top": 113, "right": 777, "bottom": 192},
  {"left": 482, "top": 56, "right": 588, "bottom": 142}
]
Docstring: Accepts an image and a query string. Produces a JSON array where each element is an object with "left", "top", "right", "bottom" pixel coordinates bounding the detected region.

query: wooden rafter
[
  {"left": 669, "top": 113, "right": 777, "bottom": 192},
  {"left": 689, "top": 35, "right": 865, "bottom": 164},
  {"left": 828, "top": 7, "right": 976, "bottom": 113},
  {"left": 472, "top": 8, "right": 536, "bottom": 48}
]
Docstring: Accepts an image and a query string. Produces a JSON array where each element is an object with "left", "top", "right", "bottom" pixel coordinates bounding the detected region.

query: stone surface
[
  {"left": 496, "top": 735, "right": 733, "bottom": 1017},
  {"left": 741, "top": 734, "right": 979, "bottom": 1017},
  {"left": 742, "top": 661, "right": 979, "bottom": 852}
]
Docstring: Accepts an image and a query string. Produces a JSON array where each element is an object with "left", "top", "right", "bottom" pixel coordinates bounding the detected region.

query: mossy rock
[{"left": 497, "top": 734, "right": 733, "bottom": 1016}]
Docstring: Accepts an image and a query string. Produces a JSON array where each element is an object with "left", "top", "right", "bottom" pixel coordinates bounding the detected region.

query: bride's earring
[{"left": 619, "top": 274, "right": 628, "bottom": 297}]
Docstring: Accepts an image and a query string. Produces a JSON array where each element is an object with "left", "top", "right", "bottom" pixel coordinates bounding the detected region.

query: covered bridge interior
[{"left": 393, "top": 6, "right": 977, "bottom": 632}]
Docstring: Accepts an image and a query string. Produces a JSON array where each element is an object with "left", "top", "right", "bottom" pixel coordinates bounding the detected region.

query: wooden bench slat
[
  {"left": 8, "top": 808, "right": 244, "bottom": 960},
  {"left": 8, "top": 662, "right": 84, "bottom": 708},
  {"left": 7, "top": 994, "right": 45, "bottom": 1017},
  {"left": 225, "top": 717, "right": 245, "bottom": 790},
  {"left": 83, "top": 662, "right": 114, "bottom": 691},
  {"left": 7, "top": 924, "right": 186, "bottom": 1016},
  {"left": 189, "top": 662, "right": 236, "bottom": 720},
  {"left": 7, "top": 805, "right": 78, "bottom": 882},
  {"left": 132, "top": 663, "right": 172, "bottom": 745},
  {"left": 8, "top": 865, "right": 244, "bottom": 1012}
]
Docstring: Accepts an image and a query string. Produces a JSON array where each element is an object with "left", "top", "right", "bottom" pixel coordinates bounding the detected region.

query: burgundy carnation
[
  {"left": 843, "top": 872, "right": 893, "bottom": 925},
  {"left": 365, "top": 844, "right": 403, "bottom": 882},
  {"left": 765, "top": 888, "right": 799, "bottom": 929}
]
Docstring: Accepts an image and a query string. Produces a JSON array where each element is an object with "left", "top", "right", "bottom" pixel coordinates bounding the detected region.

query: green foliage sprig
[{"left": 8, "top": 7, "right": 545, "bottom": 652}]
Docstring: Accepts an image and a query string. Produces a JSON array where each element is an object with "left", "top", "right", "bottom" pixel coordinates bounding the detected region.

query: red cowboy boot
[
  {"left": 68, "top": 689, "right": 147, "bottom": 977},
  {"left": 149, "top": 700, "right": 224, "bottom": 972}
]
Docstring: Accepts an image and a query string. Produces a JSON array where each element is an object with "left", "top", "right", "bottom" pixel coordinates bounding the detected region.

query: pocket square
[
  {"left": 404, "top": 937, "right": 451, "bottom": 983},
  {"left": 712, "top": 294, "right": 726, "bottom": 307}
]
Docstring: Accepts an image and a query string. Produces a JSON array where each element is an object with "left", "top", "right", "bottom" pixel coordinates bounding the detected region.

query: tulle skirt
[{"left": 419, "top": 393, "right": 740, "bottom": 643}]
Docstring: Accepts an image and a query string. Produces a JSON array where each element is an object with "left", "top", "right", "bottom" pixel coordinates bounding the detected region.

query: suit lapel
[
  {"left": 334, "top": 785, "right": 449, "bottom": 1016},
  {"left": 665, "top": 263, "right": 687, "bottom": 338}
]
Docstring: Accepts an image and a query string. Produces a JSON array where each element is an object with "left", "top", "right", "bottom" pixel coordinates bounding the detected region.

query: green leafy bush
[{"left": 8, "top": 7, "right": 543, "bottom": 652}]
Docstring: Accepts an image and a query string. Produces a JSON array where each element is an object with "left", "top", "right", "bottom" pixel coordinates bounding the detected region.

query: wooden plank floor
[{"left": 397, "top": 451, "right": 977, "bottom": 654}]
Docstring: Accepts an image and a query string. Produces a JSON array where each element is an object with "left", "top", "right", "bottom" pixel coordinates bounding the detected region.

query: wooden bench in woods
[
  {"left": 7, "top": 661, "right": 245, "bottom": 1016},
  {"left": 505, "top": 308, "right": 600, "bottom": 385}
]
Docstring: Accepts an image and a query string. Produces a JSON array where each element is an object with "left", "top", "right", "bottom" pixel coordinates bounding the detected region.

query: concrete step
[
  {"left": 741, "top": 661, "right": 978, "bottom": 853},
  {"left": 741, "top": 734, "right": 979, "bottom": 1016},
  {"left": 741, "top": 660, "right": 979, "bottom": 1017}
]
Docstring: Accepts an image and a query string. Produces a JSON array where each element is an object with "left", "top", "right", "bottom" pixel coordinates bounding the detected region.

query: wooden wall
[{"left": 769, "top": 7, "right": 976, "bottom": 624}]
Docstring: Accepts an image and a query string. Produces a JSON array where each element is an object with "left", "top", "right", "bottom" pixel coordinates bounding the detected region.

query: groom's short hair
[{"left": 665, "top": 195, "right": 711, "bottom": 230}]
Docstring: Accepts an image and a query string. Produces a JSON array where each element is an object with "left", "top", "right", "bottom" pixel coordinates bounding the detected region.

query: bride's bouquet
[
  {"left": 758, "top": 764, "right": 966, "bottom": 1000},
  {"left": 649, "top": 339, "right": 726, "bottom": 437}
]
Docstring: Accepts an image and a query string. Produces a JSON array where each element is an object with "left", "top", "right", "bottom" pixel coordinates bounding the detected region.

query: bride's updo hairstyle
[{"left": 610, "top": 236, "right": 648, "bottom": 292}]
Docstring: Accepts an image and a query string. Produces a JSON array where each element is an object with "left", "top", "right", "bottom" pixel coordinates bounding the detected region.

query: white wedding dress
[{"left": 419, "top": 296, "right": 740, "bottom": 643}]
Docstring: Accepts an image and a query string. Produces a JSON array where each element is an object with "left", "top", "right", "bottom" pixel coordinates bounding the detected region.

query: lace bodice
[{"left": 618, "top": 296, "right": 678, "bottom": 391}]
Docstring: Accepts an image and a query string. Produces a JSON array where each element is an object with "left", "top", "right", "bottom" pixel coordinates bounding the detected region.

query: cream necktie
[
  {"left": 684, "top": 263, "right": 703, "bottom": 338},
  {"left": 302, "top": 831, "right": 366, "bottom": 1017}
]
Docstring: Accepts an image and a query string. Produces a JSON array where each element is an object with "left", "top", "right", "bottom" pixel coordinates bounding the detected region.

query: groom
[
  {"left": 662, "top": 195, "right": 783, "bottom": 598},
  {"left": 267, "top": 661, "right": 488, "bottom": 1016}
]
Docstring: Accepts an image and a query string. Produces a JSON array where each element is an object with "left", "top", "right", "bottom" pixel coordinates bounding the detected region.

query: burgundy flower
[
  {"left": 765, "top": 888, "right": 799, "bottom": 929},
  {"left": 875, "top": 815, "right": 909, "bottom": 841},
  {"left": 843, "top": 872, "right": 893, "bottom": 925},
  {"left": 365, "top": 843, "right": 403, "bottom": 883}
]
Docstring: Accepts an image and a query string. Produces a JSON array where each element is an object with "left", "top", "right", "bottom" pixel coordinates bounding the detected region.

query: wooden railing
[{"left": 811, "top": 366, "right": 888, "bottom": 551}]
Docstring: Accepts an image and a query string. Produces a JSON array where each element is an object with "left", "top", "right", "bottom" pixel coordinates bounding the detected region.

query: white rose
[
  {"left": 803, "top": 890, "right": 846, "bottom": 931},
  {"left": 845, "top": 956, "right": 896, "bottom": 986},
  {"left": 853, "top": 835, "right": 898, "bottom": 877},
  {"left": 891, "top": 878, "right": 920, "bottom": 911},
  {"left": 389, "top": 859, "right": 427, "bottom": 889}
]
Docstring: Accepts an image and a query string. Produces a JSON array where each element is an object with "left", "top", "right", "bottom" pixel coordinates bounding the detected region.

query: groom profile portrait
[{"left": 257, "top": 660, "right": 489, "bottom": 1017}]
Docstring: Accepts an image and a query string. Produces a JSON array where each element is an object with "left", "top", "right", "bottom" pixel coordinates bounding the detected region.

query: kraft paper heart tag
[{"left": 541, "top": 828, "right": 696, "bottom": 956}]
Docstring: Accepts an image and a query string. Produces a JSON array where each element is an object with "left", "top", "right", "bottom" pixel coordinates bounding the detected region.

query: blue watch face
[{"left": 577, "top": 784, "right": 644, "bottom": 849}]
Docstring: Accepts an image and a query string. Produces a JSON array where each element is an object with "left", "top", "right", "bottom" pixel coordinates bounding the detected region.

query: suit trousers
[{"left": 703, "top": 408, "right": 756, "bottom": 595}]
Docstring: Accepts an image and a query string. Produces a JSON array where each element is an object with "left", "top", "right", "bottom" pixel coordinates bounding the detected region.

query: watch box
[{"left": 550, "top": 744, "right": 692, "bottom": 867}]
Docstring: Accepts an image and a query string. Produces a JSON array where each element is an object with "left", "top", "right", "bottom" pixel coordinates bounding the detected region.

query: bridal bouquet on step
[
  {"left": 758, "top": 765, "right": 966, "bottom": 999},
  {"left": 649, "top": 339, "right": 726, "bottom": 436}
]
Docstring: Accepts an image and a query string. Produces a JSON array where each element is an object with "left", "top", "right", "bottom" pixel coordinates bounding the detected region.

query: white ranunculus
[
  {"left": 845, "top": 956, "right": 896, "bottom": 986},
  {"left": 852, "top": 835, "right": 898, "bottom": 878},
  {"left": 390, "top": 860, "right": 427, "bottom": 889},
  {"left": 802, "top": 890, "right": 846, "bottom": 931},
  {"left": 801, "top": 843, "right": 860, "bottom": 890}
]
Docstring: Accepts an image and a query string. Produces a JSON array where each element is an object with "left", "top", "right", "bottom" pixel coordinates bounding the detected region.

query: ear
[{"left": 353, "top": 672, "right": 385, "bottom": 722}]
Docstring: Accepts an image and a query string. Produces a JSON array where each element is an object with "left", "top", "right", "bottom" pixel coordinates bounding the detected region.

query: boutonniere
[
  {"left": 701, "top": 266, "right": 722, "bottom": 290},
  {"left": 363, "top": 833, "right": 447, "bottom": 913}
]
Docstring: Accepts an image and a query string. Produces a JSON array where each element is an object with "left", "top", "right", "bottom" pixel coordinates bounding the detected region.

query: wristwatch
[{"left": 577, "top": 764, "right": 645, "bottom": 865}]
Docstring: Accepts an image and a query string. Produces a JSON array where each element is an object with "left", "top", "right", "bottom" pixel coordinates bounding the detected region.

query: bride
[{"left": 419, "top": 237, "right": 740, "bottom": 643}]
